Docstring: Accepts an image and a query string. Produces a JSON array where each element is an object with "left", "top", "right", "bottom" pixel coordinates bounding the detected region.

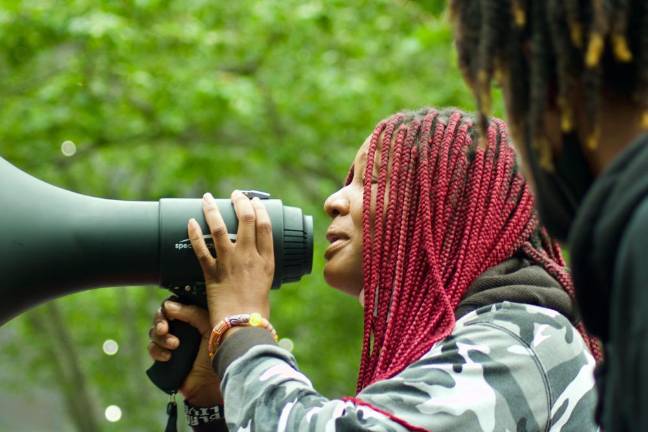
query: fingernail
[
  {"left": 156, "top": 322, "right": 164, "bottom": 333},
  {"left": 167, "top": 336, "right": 178, "bottom": 348},
  {"left": 252, "top": 196, "right": 260, "bottom": 202},
  {"left": 188, "top": 218, "right": 197, "bottom": 229},
  {"left": 203, "top": 192, "right": 214, "bottom": 202},
  {"left": 164, "top": 301, "right": 180, "bottom": 312}
]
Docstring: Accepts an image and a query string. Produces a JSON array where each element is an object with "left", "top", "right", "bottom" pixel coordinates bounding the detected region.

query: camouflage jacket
[{"left": 218, "top": 302, "right": 598, "bottom": 431}]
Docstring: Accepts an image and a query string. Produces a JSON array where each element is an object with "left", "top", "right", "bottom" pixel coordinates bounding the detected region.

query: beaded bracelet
[{"left": 207, "top": 312, "right": 278, "bottom": 359}]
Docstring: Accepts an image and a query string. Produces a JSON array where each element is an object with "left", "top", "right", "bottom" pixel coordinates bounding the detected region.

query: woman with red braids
[{"left": 149, "top": 108, "right": 598, "bottom": 431}]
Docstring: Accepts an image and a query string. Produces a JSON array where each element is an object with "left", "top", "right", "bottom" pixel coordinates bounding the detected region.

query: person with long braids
[
  {"left": 148, "top": 108, "right": 598, "bottom": 431},
  {"left": 450, "top": 1, "right": 647, "bottom": 430}
]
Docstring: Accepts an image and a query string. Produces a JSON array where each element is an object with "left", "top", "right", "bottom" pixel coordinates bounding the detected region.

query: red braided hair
[{"left": 354, "top": 108, "right": 600, "bottom": 392}]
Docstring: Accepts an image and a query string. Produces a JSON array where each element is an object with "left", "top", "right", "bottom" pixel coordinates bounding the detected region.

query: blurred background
[{"left": 0, "top": 0, "right": 504, "bottom": 430}]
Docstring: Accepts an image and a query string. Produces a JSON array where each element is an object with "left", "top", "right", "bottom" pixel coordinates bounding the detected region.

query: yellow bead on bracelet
[
  {"left": 249, "top": 312, "right": 262, "bottom": 326},
  {"left": 208, "top": 313, "right": 278, "bottom": 359}
]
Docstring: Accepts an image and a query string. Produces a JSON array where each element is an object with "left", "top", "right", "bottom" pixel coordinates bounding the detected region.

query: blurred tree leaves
[
  {"left": 410, "top": 0, "right": 446, "bottom": 17},
  {"left": 0, "top": 1, "right": 501, "bottom": 430}
]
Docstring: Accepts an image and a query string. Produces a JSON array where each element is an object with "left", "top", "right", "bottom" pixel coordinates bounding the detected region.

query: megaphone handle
[{"left": 146, "top": 302, "right": 202, "bottom": 395}]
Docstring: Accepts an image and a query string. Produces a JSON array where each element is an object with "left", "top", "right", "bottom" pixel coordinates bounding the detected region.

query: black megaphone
[{"left": 0, "top": 156, "right": 313, "bottom": 394}]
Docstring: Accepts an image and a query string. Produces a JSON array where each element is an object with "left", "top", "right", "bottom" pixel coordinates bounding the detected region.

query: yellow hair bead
[
  {"left": 612, "top": 34, "right": 633, "bottom": 62},
  {"left": 586, "top": 33, "right": 604, "bottom": 68},
  {"left": 557, "top": 98, "right": 573, "bottom": 132},
  {"left": 561, "top": 112, "right": 573, "bottom": 132},
  {"left": 539, "top": 147, "right": 554, "bottom": 172},
  {"left": 586, "top": 127, "right": 600, "bottom": 151},
  {"left": 642, "top": 111, "right": 648, "bottom": 130},
  {"left": 570, "top": 23, "right": 583, "bottom": 47},
  {"left": 533, "top": 136, "right": 553, "bottom": 172},
  {"left": 513, "top": 3, "right": 526, "bottom": 28},
  {"left": 533, "top": 137, "right": 554, "bottom": 172}
]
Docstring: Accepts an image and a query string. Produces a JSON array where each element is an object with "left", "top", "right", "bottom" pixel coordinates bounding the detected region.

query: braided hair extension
[
  {"left": 353, "top": 108, "right": 599, "bottom": 392},
  {"left": 450, "top": 0, "right": 648, "bottom": 165},
  {"left": 547, "top": 0, "right": 579, "bottom": 133}
]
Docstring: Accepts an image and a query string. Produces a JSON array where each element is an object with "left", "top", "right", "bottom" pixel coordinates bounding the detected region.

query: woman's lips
[{"left": 324, "top": 238, "right": 350, "bottom": 260}]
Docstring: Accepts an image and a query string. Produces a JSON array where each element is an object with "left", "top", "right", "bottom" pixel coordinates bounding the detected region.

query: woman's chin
[
  {"left": 322, "top": 261, "right": 340, "bottom": 288},
  {"left": 323, "top": 262, "right": 361, "bottom": 298}
]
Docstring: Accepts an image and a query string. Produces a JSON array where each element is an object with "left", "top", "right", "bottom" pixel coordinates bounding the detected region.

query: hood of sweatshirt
[{"left": 456, "top": 254, "right": 577, "bottom": 323}]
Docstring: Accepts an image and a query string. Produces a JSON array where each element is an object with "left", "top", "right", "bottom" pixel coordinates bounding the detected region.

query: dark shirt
[{"left": 570, "top": 133, "right": 648, "bottom": 431}]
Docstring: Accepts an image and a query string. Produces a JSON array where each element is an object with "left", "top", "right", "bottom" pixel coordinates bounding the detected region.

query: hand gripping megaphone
[{"left": 0, "top": 156, "right": 313, "bottom": 394}]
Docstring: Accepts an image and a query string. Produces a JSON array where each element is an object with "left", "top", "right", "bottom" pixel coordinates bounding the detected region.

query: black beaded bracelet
[{"left": 184, "top": 400, "right": 225, "bottom": 427}]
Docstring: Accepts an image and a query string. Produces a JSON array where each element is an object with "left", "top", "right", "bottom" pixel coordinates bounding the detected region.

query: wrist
[
  {"left": 207, "top": 313, "right": 277, "bottom": 359},
  {"left": 207, "top": 304, "right": 270, "bottom": 329},
  {"left": 219, "top": 326, "right": 243, "bottom": 344},
  {"left": 205, "top": 288, "right": 271, "bottom": 328},
  {"left": 184, "top": 388, "right": 223, "bottom": 408}
]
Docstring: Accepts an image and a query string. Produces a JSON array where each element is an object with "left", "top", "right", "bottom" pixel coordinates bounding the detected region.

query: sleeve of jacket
[
  {"left": 217, "top": 304, "right": 590, "bottom": 432},
  {"left": 607, "top": 198, "right": 648, "bottom": 430}
]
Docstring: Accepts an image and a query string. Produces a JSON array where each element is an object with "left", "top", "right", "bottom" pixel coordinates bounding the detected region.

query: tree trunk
[
  {"left": 121, "top": 289, "right": 152, "bottom": 404},
  {"left": 27, "top": 303, "right": 101, "bottom": 432}
]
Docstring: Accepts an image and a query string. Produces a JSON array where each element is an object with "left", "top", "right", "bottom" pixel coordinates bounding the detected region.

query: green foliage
[{"left": 0, "top": 1, "right": 500, "bottom": 430}]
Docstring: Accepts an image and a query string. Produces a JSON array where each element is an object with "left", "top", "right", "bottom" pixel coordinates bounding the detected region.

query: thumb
[{"left": 163, "top": 301, "right": 211, "bottom": 336}]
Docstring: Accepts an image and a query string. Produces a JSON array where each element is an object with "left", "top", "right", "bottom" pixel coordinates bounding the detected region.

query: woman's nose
[{"left": 324, "top": 190, "right": 350, "bottom": 218}]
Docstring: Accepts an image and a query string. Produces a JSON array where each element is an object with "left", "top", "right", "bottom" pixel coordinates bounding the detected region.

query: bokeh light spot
[
  {"left": 278, "top": 338, "right": 294, "bottom": 352},
  {"left": 102, "top": 339, "right": 119, "bottom": 356},
  {"left": 105, "top": 405, "right": 122, "bottom": 422},
  {"left": 60, "top": 140, "right": 77, "bottom": 157}
]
